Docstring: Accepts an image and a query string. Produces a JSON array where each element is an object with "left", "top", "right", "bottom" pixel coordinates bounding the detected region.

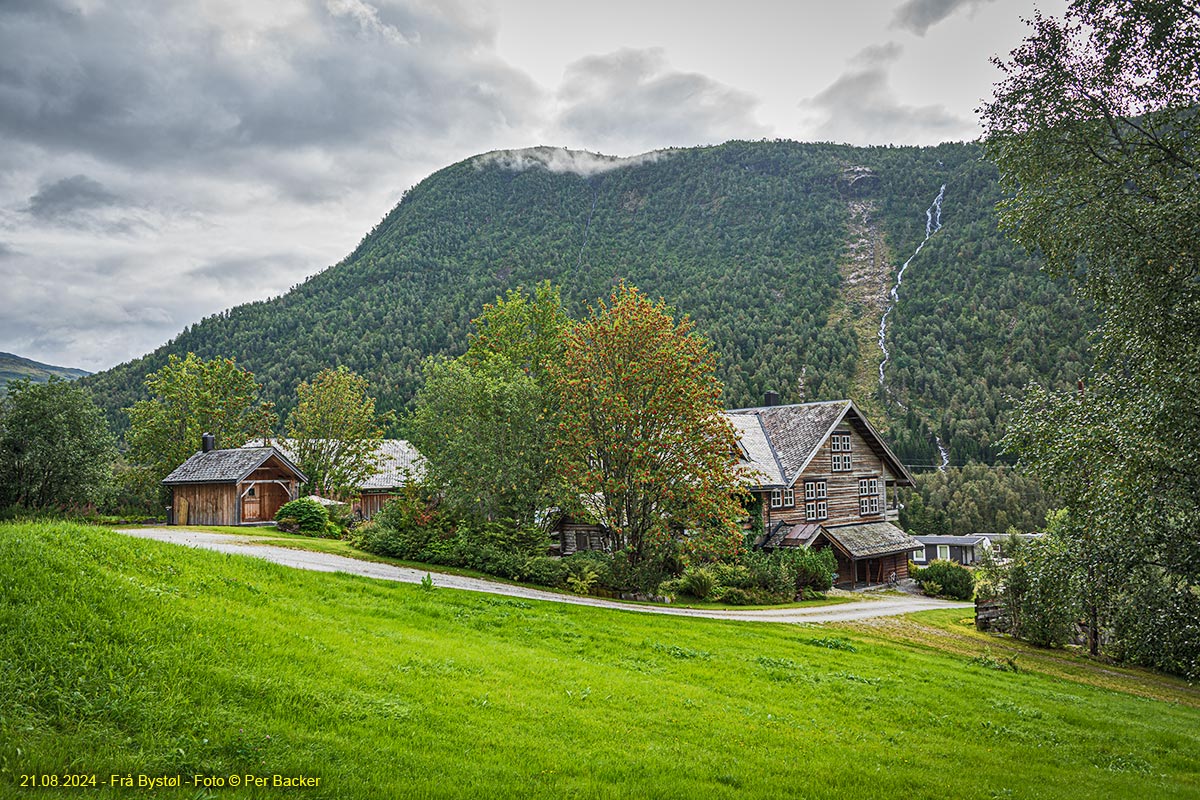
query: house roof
[
  {"left": 241, "top": 438, "right": 425, "bottom": 490},
  {"left": 725, "top": 399, "right": 913, "bottom": 489},
  {"left": 820, "top": 521, "right": 923, "bottom": 559},
  {"left": 727, "top": 413, "right": 785, "bottom": 487},
  {"left": 162, "top": 446, "right": 308, "bottom": 485},
  {"left": 915, "top": 535, "right": 992, "bottom": 546}
]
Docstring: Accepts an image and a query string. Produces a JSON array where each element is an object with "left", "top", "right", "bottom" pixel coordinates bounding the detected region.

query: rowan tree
[
  {"left": 549, "top": 284, "right": 744, "bottom": 565},
  {"left": 286, "top": 366, "right": 390, "bottom": 499}
]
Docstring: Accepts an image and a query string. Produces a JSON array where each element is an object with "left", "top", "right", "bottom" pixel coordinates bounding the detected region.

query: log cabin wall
[
  {"left": 359, "top": 492, "right": 394, "bottom": 520},
  {"left": 172, "top": 484, "right": 238, "bottom": 526}
]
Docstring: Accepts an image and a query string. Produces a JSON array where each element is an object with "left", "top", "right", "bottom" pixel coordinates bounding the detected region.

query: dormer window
[{"left": 831, "top": 431, "right": 852, "bottom": 471}]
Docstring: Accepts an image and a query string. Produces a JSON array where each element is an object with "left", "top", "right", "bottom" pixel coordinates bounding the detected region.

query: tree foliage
[
  {"left": 900, "top": 464, "right": 1054, "bottom": 535},
  {"left": 79, "top": 140, "right": 1092, "bottom": 472},
  {"left": 124, "top": 353, "right": 276, "bottom": 501},
  {"left": 410, "top": 283, "right": 568, "bottom": 527},
  {"left": 984, "top": 0, "right": 1200, "bottom": 674},
  {"left": 286, "top": 366, "right": 388, "bottom": 499},
  {"left": 549, "top": 284, "right": 745, "bottom": 564},
  {"left": 0, "top": 379, "right": 116, "bottom": 510}
]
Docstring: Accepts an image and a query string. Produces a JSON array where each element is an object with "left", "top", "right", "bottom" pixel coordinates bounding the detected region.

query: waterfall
[{"left": 877, "top": 184, "right": 945, "bottom": 391}]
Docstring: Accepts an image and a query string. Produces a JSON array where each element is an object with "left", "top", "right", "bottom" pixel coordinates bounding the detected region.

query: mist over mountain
[{"left": 80, "top": 139, "right": 1090, "bottom": 467}]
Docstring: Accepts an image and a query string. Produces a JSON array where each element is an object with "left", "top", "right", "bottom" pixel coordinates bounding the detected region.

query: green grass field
[{"left": 2, "top": 522, "right": 1197, "bottom": 799}]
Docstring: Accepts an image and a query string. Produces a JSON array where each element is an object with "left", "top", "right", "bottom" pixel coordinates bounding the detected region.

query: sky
[{"left": 0, "top": 0, "right": 1065, "bottom": 372}]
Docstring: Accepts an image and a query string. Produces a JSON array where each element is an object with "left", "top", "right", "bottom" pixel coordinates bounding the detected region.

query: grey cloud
[
  {"left": 25, "top": 175, "right": 121, "bottom": 220},
  {"left": 890, "top": 0, "right": 996, "bottom": 36},
  {"left": 0, "top": 242, "right": 15, "bottom": 258},
  {"left": 803, "top": 43, "right": 971, "bottom": 145},
  {"left": 554, "top": 48, "right": 768, "bottom": 153},
  {"left": 0, "top": 0, "right": 540, "bottom": 197}
]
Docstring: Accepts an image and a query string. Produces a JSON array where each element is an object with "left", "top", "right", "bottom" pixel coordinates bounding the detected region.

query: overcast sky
[{"left": 0, "top": 0, "right": 1064, "bottom": 372}]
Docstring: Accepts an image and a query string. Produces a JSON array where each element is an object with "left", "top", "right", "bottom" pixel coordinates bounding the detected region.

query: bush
[
  {"left": 780, "top": 547, "right": 837, "bottom": 594},
  {"left": 1006, "top": 536, "right": 1079, "bottom": 647},
  {"left": 911, "top": 559, "right": 974, "bottom": 601},
  {"left": 354, "top": 488, "right": 442, "bottom": 558},
  {"left": 519, "top": 556, "right": 567, "bottom": 588},
  {"left": 275, "top": 498, "right": 330, "bottom": 537},
  {"left": 679, "top": 566, "right": 717, "bottom": 600}
]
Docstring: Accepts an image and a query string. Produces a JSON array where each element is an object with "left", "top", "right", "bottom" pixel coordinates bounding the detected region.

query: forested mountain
[
  {"left": 81, "top": 140, "right": 1091, "bottom": 469},
  {"left": 0, "top": 352, "right": 89, "bottom": 394}
]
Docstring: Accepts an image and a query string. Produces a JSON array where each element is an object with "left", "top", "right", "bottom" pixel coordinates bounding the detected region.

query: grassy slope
[{"left": 2, "top": 522, "right": 1196, "bottom": 800}]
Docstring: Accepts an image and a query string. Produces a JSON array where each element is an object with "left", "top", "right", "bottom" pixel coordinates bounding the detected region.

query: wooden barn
[
  {"left": 163, "top": 434, "right": 307, "bottom": 526},
  {"left": 241, "top": 438, "right": 425, "bottom": 520}
]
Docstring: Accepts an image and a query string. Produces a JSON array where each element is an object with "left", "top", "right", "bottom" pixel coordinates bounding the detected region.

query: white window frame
[
  {"left": 914, "top": 546, "right": 927, "bottom": 562},
  {"left": 804, "top": 480, "right": 827, "bottom": 500},
  {"left": 858, "top": 477, "right": 880, "bottom": 515},
  {"left": 770, "top": 489, "right": 782, "bottom": 509},
  {"left": 783, "top": 487, "right": 795, "bottom": 507},
  {"left": 804, "top": 499, "right": 829, "bottom": 522},
  {"left": 937, "top": 544, "right": 951, "bottom": 560}
]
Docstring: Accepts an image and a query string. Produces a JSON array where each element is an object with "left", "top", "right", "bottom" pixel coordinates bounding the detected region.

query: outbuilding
[{"left": 163, "top": 434, "right": 308, "bottom": 526}]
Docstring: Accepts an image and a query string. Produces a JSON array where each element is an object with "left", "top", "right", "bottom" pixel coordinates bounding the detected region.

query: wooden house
[
  {"left": 241, "top": 438, "right": 425, "bottom": 520},
  {"left": 728, "top": 398, "right": 921, "bottom": 588},
  {"left": 163, "top": 434, "right": 307, "bottom": 526}
]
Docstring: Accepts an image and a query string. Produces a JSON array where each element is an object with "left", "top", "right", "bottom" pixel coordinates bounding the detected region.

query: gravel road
[{"left": 115, "top": 527, "right": 972, "bottom": 624}]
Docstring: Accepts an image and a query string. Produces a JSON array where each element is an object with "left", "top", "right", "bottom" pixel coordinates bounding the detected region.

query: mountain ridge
[
  {"left": 79, "top": 139, "right": 1092, "bottom": 467},
  {"left": 0, "top": 352, "right": 90, "bottom": 394}
]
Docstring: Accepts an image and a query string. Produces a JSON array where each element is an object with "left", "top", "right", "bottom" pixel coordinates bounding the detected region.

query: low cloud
[
  {"left": 890, "top": 0, "right": 996, "bottom": 36},
  {"left": 475, "top": 146, "right": 670, "bottom": 177},
  {"left": 802, "top": 43, "right": 971, "bottom": 145},
  {"left": 552, "top": 48, "right": 769, "bottom": 154}
]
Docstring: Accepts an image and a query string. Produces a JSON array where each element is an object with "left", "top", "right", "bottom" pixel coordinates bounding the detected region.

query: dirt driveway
[{"left": 115, "top": 527, "right": 971, "bottom": 624}]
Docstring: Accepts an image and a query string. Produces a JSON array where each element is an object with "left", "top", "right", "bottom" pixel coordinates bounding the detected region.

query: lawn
[{"left": 1, "top": 521, "right": 1197, "bottom": 799}]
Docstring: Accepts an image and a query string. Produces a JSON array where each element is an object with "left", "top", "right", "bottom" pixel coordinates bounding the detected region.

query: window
[
  {"left": 805, "top": 500, "right": 828, "bottom": 521},
  {"left": 831, "top": 432, "right": 853, "bottom": 471},
  {"left": 937, "top": 544, "right": 950, "bottom": 560},
  {"left": 770, "top": 489, "right": 782, "bottom": 509},
  {"left": 858, "top": 477, "right": 880, "bottom": 515},
  {"left": 783, "top": 487, "right": 795, "bottom": 507},
  {"left": 914, "top": 546, "right": 927, "bottom": 562},
  {"left": 804, "top": 480, "right": 827, "bottom": 500}
]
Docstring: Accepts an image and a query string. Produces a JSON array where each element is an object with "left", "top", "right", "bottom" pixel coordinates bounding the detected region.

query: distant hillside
[
  {"left": 0, "top": 352, "right": 90, "bottom": 393},
  {"left": 80, "top": 140, "right": 1092, "bottom": 467}
]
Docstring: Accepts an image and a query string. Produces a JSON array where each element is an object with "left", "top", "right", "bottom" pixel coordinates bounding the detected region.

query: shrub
[
  {"left": 911, "top": 559, "right": 974, "bottom": 601},
  {"left": 275, "top": 498, "right": 329, "bottom": 537},
  {"left": 679, "top": 566, "right": 717, "bottom": 600},
  {"left": 563, "top": 551, "right": 614, "bottom": 590},
  {"left": 354, "top": 488, "right": 442, "bottom": 558},
  {"left": 781, "top": 547, "right": 837, "bottom": 594},
  {"left": 520, "top": 556, "right": 567, "bottom": 588}
]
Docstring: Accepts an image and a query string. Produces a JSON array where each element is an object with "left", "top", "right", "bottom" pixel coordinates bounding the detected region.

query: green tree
[
  {"left": 125, "top": 353, "right": 277, "bottom": 502},
  {"left": 410, "top": 283, "right": 568, "bottom": 527},
  {"left": 286, "top": 366, "right": 390, "bottom": 499},
  {"left": 0, "top": 379, "right": 116, "bottom": 510},
  {"left": 984, "top": 1, "right": 1199, "bottom": 670},
  {"left": 549, "top": 284, "right": 745, "bottom": 565}
]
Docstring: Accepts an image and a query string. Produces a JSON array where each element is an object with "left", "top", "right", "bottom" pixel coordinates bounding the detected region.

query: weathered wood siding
[
  {"left": 172, "top": 484, "right": 238, "bottom": 526},
  {"left": 359, "top": 492, "right": 394, "bottom": 520},
  {"left": 760, "top": 422, "right": 897, "bottom": 530}
]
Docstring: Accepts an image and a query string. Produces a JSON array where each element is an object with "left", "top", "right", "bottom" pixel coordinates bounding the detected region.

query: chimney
[
  {"left": 764, "top": 390, "right": 780, "bottom": 407},
  {"left": 201, "top": 433, "right": 216, "bottom": 453}
]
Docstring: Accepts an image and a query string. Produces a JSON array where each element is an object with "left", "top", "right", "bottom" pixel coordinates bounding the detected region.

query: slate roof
[
  {"left": 724, "top": 400, "right": 913, "bottom": 488},
  {"left": 727, "top": 413, "right": 785, "bottom": 487},
  {"left": 822, "top": 521, "right": 923, "bottom": 559},
  {"left": 914, "top": 535, "right": 992, "bottom": 546},
  {"left": 162, "top": 446, "right": 307, "bottom": 485},
  {"left": 242, "top": 438, "right": 425, "bottom": 490}
]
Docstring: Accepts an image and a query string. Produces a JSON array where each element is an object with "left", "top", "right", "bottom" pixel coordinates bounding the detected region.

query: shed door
[{"left": 243, "top": 485, "right": 262, "bottom": 522}]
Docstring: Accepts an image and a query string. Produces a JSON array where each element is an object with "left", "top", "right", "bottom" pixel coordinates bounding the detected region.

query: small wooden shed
[{"left": 163, "top": 438, "right": 308, "bottom": 526}]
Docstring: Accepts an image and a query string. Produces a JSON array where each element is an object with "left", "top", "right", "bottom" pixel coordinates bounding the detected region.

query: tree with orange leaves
[{"left": 549, "top": 284, "right": 745, "bottom": 566}]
